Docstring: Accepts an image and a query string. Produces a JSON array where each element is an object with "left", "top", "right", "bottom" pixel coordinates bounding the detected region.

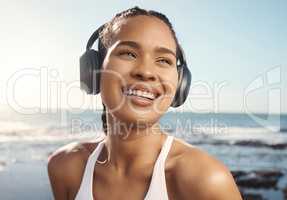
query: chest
[
  {"left": 92, "top": 177, "right": 149, "bottom": 200},
  {"left": 68, "top": 165, "right": 178, "bottom": 200}
]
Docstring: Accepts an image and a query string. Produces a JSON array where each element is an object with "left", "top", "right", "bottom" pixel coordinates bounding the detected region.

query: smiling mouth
[{"left": 121, "top": 87, "right": 158, "bottom": 100}]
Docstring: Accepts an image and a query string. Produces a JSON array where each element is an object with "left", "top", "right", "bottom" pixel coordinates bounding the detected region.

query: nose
[{"left": 130, "top": 60, "right": 157, "bottom": 82}]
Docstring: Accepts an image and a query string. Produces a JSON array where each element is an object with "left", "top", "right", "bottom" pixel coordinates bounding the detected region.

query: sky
[{"left": 0, "top": 0, "right": 286, "bottom": 114}]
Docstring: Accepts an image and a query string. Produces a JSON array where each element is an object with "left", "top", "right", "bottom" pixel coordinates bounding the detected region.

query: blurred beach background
[
  {"left": 0, "top": 109, "right": 287, "bottom": 199},
  {"left": 1, "top": 0, "right": 287, "bottom": 200}
]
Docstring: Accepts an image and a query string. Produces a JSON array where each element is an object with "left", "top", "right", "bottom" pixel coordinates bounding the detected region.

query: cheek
[
  {"left": 99, "top": 58, "right": 132, "bottom": 109},
  {"left": 152, "top": 70, "right": 178, "bottom": 113},
  {"left": 99, "top": 68, "right": 124, "bottom": 109},
  {"left": 100, "top": 71, "right": 114, "bottom": 106}
]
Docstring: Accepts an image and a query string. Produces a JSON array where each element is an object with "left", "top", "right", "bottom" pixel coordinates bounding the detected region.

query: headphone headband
[{"left": 86, "top": 24, "right": 106, "bottom": 50}]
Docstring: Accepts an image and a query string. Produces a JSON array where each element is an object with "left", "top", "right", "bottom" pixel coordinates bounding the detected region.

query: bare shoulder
[
  {"left": 47, "top": 138, "right": 104, "bottom": 199},
  {"left": 169, "top": 137, "right": 242, "bottom": 200},
  {"left": 47, "top": 141, "right": 89, "bottom": 173},
  {"left": 47, "top": 139, "right": 104, "bottom": 181}
]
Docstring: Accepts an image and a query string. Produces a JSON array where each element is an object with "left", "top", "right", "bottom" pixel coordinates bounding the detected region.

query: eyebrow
[{"left": 116, "top": 40, "right": 176, "bottom": 58}]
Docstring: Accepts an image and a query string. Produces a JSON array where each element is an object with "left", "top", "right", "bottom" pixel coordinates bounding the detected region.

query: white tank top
[{"left": 75, "top": 135, "right": 174, "bottom": 200}]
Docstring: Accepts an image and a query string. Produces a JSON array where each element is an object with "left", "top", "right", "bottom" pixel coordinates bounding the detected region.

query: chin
[{"left": 112, "top": 107, "right": 161, "bottom": 126}]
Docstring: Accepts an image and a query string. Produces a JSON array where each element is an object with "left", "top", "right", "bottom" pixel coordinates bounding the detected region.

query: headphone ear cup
[
  {"left": 171, "top": 64, "right": 192, "bottom": 107},
  {"left": 80, "top": 49, "right": 101, "bottom": 95}
]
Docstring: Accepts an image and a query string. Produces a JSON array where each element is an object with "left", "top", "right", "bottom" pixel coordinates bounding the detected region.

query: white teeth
[{"left": 123, "top": 89, "right": 156, "bottom": 100}]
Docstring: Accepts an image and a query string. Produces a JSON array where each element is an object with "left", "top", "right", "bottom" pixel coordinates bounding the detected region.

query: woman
[{"left": 47, "top": 6, "right": 243, "bottom": 200}]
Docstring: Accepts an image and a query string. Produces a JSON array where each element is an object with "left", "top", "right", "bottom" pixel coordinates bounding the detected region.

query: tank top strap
[
  {"left": 144, "top": 135, "right": 174, "bottom": 200},
  {"left": 88, "top": 138, "right": 106, "bottom": 164},
  {"left": 156, "top": 135, "right": 174, "bottom": 164},
  {"left": 75, "top": 138, "right": 106, "bottom": 200}
]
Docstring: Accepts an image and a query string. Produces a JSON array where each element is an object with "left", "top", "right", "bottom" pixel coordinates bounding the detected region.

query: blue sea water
[
  {"left": 0, "top": 108, "right": 286, "bottom": 171},
  {"left": 0, "top": 108, "right": 286, "bottom": 199}
]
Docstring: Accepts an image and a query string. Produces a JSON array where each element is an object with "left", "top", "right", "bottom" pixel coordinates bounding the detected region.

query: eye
[
  {"left": 118, "top": 50, "right": 136, "bottom": 59},
  {"left": 157, "top": 58, "right": 173, "bottom": 66}
]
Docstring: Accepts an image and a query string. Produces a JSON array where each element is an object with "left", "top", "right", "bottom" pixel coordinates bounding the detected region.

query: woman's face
[{"left": 100, "top": 15, "right": 178, "bottom": 126}]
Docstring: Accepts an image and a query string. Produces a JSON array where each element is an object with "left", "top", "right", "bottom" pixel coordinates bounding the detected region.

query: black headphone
[{"left": 80, "top": 24, "right": 192, "bottom": 107}]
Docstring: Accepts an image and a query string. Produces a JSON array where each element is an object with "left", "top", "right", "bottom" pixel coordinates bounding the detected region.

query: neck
[{"left": 102, "top": 112, "right": 166, "bottom": 175}]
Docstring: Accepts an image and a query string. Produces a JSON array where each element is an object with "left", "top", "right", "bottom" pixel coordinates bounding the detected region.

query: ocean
[{"left": 0, "top": 108, "right": 286, "bottom": 199}]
